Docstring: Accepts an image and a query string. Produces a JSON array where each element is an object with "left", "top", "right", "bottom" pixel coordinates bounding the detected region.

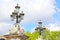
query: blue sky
[{"left": 0, "top": 0, "right": 60, "bottom": 35}]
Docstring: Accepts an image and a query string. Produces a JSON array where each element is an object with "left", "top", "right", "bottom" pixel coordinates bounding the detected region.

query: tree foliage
[
  {"left": 42, "top": 29, "right": 60, "bottom": 40},
  {"left": 25, "top": 29, "right": 60, "bottom": 40},
  {"left": 25, "top": 31, "right": 39, "bottom": 40}
]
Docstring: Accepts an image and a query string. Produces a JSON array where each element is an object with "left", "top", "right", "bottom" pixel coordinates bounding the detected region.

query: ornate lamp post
[
  {"left": 0, "top": 4, "right": 28, "bottom": 40},
  {"left": 7, "top": 4, "right": 28, "bottom": 40},
  {"left": 35, "top": 21, "right": 46, "bottom": 35},
  {"left": 10, "top": 4, "right": 24, "bottom": 23}
]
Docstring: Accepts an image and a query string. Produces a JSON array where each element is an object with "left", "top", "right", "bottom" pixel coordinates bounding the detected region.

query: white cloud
[
  {"left": 21, "top": 0, "right": 56, "bottom": 23},
  {"left": 0, "top": 0, "right": 56, "bottom": 23},
  {"left": 0, "top": 22, "right": 12, "bottom": 35},
  {"left": 46, "top": 23, "right": 60, "bottom": 31},
  {"left": 56, "top": 8, "right": 60, "bottom": 14}
]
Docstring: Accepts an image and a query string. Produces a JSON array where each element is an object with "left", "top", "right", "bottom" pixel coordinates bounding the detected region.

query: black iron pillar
[
  {"left": 16, "top": 11, "right": 19, "bottom": 23},
  {"left": 15, "top": 4, "right": 20, "bottom": 23}
]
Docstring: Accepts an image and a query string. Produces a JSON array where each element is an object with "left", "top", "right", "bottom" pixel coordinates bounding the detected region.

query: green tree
[
  {"left": 42, "top": 29, "right": 60, "bottom": 40},
  {"left": 25, "top": 31, "right": 39, "bottom": 40},
  {"left": 25, "top": 29, "right": 60, "bottom": 40}
]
